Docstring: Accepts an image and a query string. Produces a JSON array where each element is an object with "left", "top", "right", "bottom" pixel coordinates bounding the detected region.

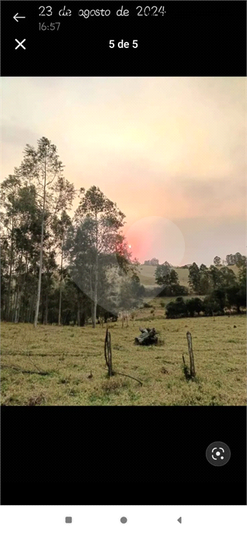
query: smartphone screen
[{"left": 1, "top": 1, "right": 246, "bottom": 533}]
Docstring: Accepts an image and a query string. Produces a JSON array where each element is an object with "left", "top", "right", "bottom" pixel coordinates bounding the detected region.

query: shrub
[
  {"left": 165, "top": 297, "right": 188, "bottom": 319},
  {"left": 185, "top": 297, "right": 204, "bottom": 317}
]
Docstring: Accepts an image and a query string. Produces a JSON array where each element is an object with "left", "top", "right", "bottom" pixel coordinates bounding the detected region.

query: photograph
[{"left": 1, "top": 77, "right": 246, "bottom": 406}]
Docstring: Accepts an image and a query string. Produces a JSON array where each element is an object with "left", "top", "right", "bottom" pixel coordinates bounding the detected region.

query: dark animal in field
[{"left": 134, "top": 327, "right": 158, "bottom": 346}]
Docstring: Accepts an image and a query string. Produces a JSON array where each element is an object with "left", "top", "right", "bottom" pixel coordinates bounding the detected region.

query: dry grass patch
[{"left": 1, "top": 312, "right": 246, "bottom": 406}]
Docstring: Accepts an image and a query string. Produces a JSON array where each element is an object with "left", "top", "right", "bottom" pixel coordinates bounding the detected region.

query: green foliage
[
  {"left": 213, "top": 256, "right": 221, "bottom": 266},
  {"left": 188, "top": 262, "right": 237, "bottom": 296},
  {"left": 165, "top": 282, "right": 245, "bottom": 319},
  {"left": 186, "top": 297, "right": 204, "bottom": 317},
  {"left": 238, "top": 258, "right": 247, "bottom": 287},
  {"left": 166, "top": 297, "right": 188, "bottom": 319},
  {"left": 226, "top": 252, "right": 246, "bottom": 266},
  {"left": 155, "top": 263, "right": 171, "bottom": 285},
  {"left": 155, "top": 265, "right": 188, "bottom": 297},
  {"left": 188, "top": 263, "right": 201, "bottom": 293}
]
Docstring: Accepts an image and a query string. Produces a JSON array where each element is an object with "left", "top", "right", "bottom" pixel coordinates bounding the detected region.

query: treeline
[
  {"left": 1, "top": 136, "right": 246, "bottom": 327},
  {"left": 0, "top": 137, "right": 144, "bottom": 327},
  {"left": 213, "top": 252, "right": 246, "bottom": 266},
  {"left": 157, "top": 252, "right": 245, "bottom": 271},
  {"left": 165, "top": 262, "right": 246, "bottom": 319}
]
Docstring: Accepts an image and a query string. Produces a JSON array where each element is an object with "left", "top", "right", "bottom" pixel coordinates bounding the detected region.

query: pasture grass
[{"left": 1, "top": 308, "right": 246, "bottom": 406}]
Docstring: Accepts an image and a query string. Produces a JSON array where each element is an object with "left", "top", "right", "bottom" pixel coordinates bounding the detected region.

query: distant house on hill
[{"left": 144, "top": 258, "right": 159, "bottom": 266}]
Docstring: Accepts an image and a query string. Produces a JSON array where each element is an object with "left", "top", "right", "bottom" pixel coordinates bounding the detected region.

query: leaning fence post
[
  {"left": 104, "top": 328, "right": 113, "bottom": 377},
  {"left": 186, "top": 331, "right": 195, "bottom": 378}
]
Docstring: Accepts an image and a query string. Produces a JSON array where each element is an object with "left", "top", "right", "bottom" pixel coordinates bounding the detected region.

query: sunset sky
[{"left": 1, "top": 77, "right": 246, "bottom": 266}]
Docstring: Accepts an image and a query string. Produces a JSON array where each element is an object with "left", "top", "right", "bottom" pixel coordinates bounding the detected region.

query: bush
[
  {"left": 165, "top": 284, "right": 244, "bottom": 319},
  {"left": 166, "top": 297, "right": 188, "bottom": 319},
  {"left": 185, "top": 297, "right": 204, "bottom": 317},
  {"left": 165, "top": 302, "right": 177, "bottom": 319},
  {"left": 159, "top": 284, "right": 189, "bottom": 297},
  {"left": 202, "top": 296, "right": 223, "bottom": 316},
  {"left": 178, "top": 285, "right": 189, "bottom": 296}
]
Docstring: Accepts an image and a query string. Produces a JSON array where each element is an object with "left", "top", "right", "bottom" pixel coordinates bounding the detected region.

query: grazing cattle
[
  {"left": 97, "top": 316, "right": 104, "bottom": 327},
  {"left": 223, "top": 307, "right": 238, "bottom": 316},
  {"left": 97, "top": 311, "right": 118, "bottom": 326},
  {"left": 118, "top": 310, "right": 129, "bottom": 327}
]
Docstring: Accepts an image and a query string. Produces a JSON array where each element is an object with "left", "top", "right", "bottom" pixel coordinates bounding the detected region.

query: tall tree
[
  {"left": 219, "top": 266, "right": 237, "bottom": 288},
  {"left": 0, "top": 174, "right": 22, "bottom": 320},
  {"left": 226, "top": 254, "right": 235, "bottom": 266},
  {"left": 238, "top": 257, "right": 246, "bottom": 291},
  {"left": 198, "top": 264, "right": 210, "bottom": 294},
  {"left": 155, "top": 263, "right": 171, "bottom": 285},
  {"left": 19, "top": 137, "right": 73, "bottom": 327},
  {"left": 188, "top": 262, "right": 200, "bottom": 293},
  {"left": 52, "top": 211, "right": 73, "bottom": 325},
  {"left": 209, "top": 265, "right": 222, "bottom": 290},
  {"left": 74, "top": 186, "right": 126, "bottom": 327}
]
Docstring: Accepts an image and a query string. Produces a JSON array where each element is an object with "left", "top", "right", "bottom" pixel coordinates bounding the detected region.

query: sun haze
[{"left": 1, "top": 77, "right": 246, "bottom": 265}]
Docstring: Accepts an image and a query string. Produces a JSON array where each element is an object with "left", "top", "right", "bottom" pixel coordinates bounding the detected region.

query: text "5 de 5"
[{"left": 109, "top": 40, "right": 138, "bottom": 48}]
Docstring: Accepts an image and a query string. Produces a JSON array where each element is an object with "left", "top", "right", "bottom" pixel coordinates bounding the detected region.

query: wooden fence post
[
  {"left": 104, "top": 328, "right": 113, "bottom": 377},
  {"left": 186, "top": 331, "right": 196, "bottom": 378}
]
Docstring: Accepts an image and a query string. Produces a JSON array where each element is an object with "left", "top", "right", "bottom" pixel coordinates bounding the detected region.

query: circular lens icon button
[{"left": 206, "top": 442, "right": 231, "bottom": 466}]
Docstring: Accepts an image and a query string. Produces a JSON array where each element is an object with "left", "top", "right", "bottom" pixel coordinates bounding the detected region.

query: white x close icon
[{"left": 15, "top": 39, "right": 26, "bottom": 50}]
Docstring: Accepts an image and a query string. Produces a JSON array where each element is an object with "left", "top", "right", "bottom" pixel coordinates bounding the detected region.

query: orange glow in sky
[
  {"left": 1, "top": 77, "right": 246, "bottom": 265},
  {"left": 125, "top": 216, "right": 185, "bottom": 265}
]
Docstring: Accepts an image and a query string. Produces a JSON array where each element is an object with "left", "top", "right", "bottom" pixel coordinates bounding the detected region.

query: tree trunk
[
  {"left": 93, "top": 253, "right": 98, "bottom": 328},
  {"left": 89, "top": 270, "right": 94, "bottom": 324},
  {"left": 12, "top": 288, "right": 18, "bottom": 322},
  {"left": 81, "top": 311, "right": 85, "bottom": 326},
  {"left": 92, "top": 215, "right": 98, "bottom": 328},
  {"left": 34, "top": 216, "right": 44, "bottom": 326},
  {"left": 45, "top": 293, "right": 48, "bottom": 324},
  {"left": 77, "top": 291, "right": 80, "bottom": 326},
  {"left": 58, "top": 237, "right": 64, "bottom": 326},
  {"left": 7, "top": 219, "right": 14, "bottom": 321},
  {"left": 14, "top": 287, "right": 19, "bottom": 323},
  {"left": 15, "top": 288, "right": 23, "bottom": 323},
  {"left": 34, "top": 157, "right": 46, "bottom": 327}
]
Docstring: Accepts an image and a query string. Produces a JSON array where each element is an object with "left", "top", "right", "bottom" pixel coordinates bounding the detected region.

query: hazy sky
[{"left": 1, "top": 77, "right": 246, "bottom": 265}]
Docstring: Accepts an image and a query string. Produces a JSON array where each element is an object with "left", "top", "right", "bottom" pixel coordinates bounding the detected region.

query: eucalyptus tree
[
  {"left": 52, "top": 210, "right": 73, "bottom": 325},
  {"left": 0, "top": 174, "right": 22, "bottom": 319},
  {"left": 188, "top": 262, "right": 200, "bottom": 294},
  {"left": 72, "top": 186, "right": 129, "bottom": 327},
  {"left": 155, "top": 263, "right": 171, "bottom": 286},
  {"left": 19, "top": 137, "right": 75, "bottom": 327}
]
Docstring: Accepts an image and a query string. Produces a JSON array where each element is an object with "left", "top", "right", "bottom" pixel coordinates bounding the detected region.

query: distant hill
[{"left": 138, "top": 264, "right": 239, "bottom": 288}]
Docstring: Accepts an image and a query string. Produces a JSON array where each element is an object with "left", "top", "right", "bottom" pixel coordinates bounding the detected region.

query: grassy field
[{"left": 1, "top": 308, "right": 246, "bottom": 406}]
